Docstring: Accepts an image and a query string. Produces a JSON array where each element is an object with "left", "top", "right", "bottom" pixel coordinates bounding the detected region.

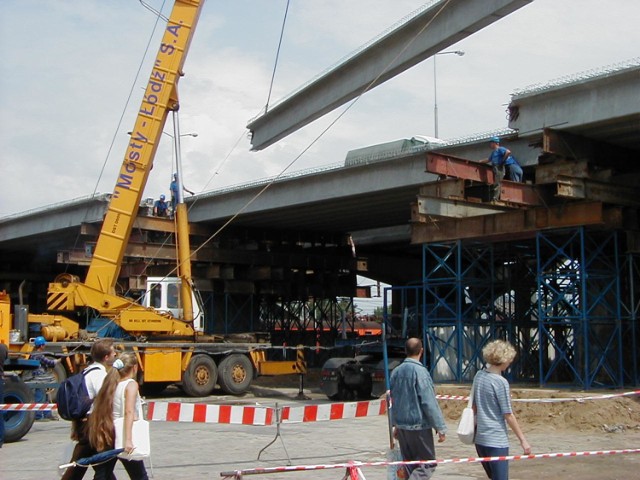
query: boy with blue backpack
[{"left": 60, "top": 339, "right": 117, "bottom": 480}]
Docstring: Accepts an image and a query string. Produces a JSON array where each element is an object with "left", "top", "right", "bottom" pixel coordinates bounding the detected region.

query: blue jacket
[
  {"left": 390, "top": 358, "right": 447, "bottom": 433},
  {"left": 488, "top": 146, "right": 519, "bottom": 167}
]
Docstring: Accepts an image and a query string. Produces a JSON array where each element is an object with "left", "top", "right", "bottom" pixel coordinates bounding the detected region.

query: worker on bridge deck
[{"left": 481, "top": 137, "right": 523, "bottom": 201}]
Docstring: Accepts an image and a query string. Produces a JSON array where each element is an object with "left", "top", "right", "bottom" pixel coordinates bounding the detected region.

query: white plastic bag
[
  {"left": 114, "top": 417, "right": 151, "bottom": 460},
  {"left": 456, "top": 406, "right": 475, "bottom": 444}
]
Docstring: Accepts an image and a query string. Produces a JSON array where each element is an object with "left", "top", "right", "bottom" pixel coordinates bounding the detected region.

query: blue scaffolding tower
[{"left": 388, "top": 226, "right": 639, "bottom": 389}]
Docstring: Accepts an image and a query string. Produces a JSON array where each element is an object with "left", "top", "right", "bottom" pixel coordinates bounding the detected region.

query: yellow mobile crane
[{"left": 13, "top": 0, "right": 304, "bottom": 397}]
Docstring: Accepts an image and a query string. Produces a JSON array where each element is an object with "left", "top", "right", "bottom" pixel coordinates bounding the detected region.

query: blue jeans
[
  {"left": 34, "top": 388, "right": 52, "bottom": 419},
  {"left": 476, "top": 444, "right": 509, "bottom": 480},
  {"left": 505, "top": 163, "right": 523, "bottom": 182}
]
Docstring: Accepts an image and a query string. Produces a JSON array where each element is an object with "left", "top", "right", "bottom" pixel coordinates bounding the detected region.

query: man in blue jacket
[{"left": 390, "top": 338, "right": 447, "bottom": 479}]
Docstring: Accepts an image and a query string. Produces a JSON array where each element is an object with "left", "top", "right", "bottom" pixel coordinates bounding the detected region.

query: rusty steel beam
[
  {"left": 499, "top": 180, "right": 543, "bottom": 205},
  {"left": 425, "top": 155, "right": 542, "bottom": 205},
  {"left": 556, "top": 175, "right": 640, "bottom": 207},
  {"left": 535, "top": 159, "right": 591, "bottom": 185},
  {"left": 419, "top": 178, "right": 466, "bottom": 198},
  {"left": 426, "top": 152, "right": 493, "bottom": 183},
  {"left": 411, "top": 201, "right": 620, "bottom": 244},
  {"left": 542, "top": 128, "right": 637, "bottom": 171}
]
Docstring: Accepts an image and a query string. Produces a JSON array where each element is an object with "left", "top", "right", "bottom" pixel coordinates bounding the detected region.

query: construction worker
[
  {"left": 485, "top": 137, "right": 523, "bottom": 182},
  {"left": 481, "top": 137, "right": 523, "bottom": 201},
  {"left": 28, "top": 336, "right": 58, "bottom": 420},
  {"left": 169, "top": 173, "right": 194, "bottom": 217},
  {"left": 153, "top": 194, "right": 169, "bottom": 217}
]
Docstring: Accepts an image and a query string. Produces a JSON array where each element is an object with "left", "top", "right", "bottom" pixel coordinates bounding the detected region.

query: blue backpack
[{"left": 56, "top": 366, "right": 100, "bottom": 420}]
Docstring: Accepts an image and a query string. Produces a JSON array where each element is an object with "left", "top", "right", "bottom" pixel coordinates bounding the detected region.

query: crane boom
[
  {"left": 87, "top": 0, "right": 203, "bottom": 291},
  {"left": 47, "top": 0, "right": 204, "bottom": 337}
]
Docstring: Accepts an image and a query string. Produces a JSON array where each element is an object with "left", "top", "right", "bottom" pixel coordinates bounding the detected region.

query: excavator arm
[{"left": 47, "top": 0, "right": 204, "bottom": 337}]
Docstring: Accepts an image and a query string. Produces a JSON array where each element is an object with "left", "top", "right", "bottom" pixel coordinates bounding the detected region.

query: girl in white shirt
[{"left": 88, "top": 352, "right": 148, "bottom": 480}]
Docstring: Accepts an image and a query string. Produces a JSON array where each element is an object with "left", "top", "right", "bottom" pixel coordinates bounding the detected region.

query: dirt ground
[
  {"left": 436, "top": 385, "right": 640, "bottom": 479},
  {"left": 435, "top": 384, "right": 640, "bottom": 434},
  {"left": 259, "top": 372, "right": 640, "bottom": 479}
]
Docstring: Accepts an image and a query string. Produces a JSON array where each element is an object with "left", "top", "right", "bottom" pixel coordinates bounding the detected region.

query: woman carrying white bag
[
  {"left": 471, "top": 340, "right": 531, "bottom": 480},
  {"left": 88, "top": 353, "right": 150, "bottom": 480}
]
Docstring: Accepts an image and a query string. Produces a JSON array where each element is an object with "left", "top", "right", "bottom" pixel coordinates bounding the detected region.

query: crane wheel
[
  {"left": 217, "top": 354, "right": 253, "bottom": 395},
  {"left": 181, "top": 355, "right": 217, "bottom": 397},
  {"left": 2, "top": 375, "right": 36, "bottom": 443}
]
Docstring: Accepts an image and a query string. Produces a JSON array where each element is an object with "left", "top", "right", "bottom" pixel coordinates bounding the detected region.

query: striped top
[{"left": 473, "top": 369, "right": 512, "bottom": 448}]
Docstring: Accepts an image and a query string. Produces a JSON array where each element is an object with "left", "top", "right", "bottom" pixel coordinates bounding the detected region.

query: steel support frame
[
  {"left": 621, "top": 253, "right": 640, "bottom": 385},
  {"left": 536, "top": 228, "right": 624, "bottom": 389},
  {"left": 422, "top": 241, "right": 496, "bottom": 382}
]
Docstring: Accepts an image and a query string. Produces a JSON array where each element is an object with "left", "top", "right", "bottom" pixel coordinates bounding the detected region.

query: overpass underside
[{"left": 390, "top": 121, "right": 640, "bottom": 389}]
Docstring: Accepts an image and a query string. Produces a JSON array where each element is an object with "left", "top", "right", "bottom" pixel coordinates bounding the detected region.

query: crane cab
[{"left": 143, "top": 277, "right": 204, "bottom": 332}]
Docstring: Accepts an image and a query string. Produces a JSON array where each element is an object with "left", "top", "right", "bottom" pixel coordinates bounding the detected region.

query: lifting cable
[
  {"left": 66, "top": 0, "right": 168, "bottom": 278},
  {"left": 265, "top": 0, "right": 291, "bottom": 113},
  {"left": 75, "top": 1, "right": 456, "bottom": 334},
  {"left": 186, "top": 0, "right": 456, "bottom": 260}
]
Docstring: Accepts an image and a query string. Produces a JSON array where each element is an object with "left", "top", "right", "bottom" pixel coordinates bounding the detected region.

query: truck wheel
[
  {"left": 3, "top": 375, "right": 36, "bottom": 443},
  {"left": 217, "top": 354, "right": 253, "bottom": 395},
  {"left": 181, "top": 355, "right": 217, "bottom": 397}
]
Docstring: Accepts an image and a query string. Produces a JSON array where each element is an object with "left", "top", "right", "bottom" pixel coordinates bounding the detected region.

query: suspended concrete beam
[
  {"left": 411, "top": 201, "right": 624, "bottom": 244},
  {"left": 247, "top": 0, "right": 533, "bottom": 150}
]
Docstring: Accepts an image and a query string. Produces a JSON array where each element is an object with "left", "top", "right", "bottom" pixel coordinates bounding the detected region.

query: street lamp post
[{"left": 433, "top": 50, "right": 464, "bottom": 138}]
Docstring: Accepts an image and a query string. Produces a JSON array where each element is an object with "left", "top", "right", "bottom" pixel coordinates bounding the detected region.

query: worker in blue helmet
[
  {"left": 29, "top": 336, "right": 59, "bottom": 420},
  {"left": 169, "top": 172, "right": 195, "bottom": 218},
  {"left": 481, "top": 137, "right": 523, "bottom": 200},
  {"left": 153, "top": 193, "right": 169, "bottom": 217}
]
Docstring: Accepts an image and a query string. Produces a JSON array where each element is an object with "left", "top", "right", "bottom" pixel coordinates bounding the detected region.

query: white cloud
[{"left": 1, "top": 0, "right": 639, "bottom": 216}]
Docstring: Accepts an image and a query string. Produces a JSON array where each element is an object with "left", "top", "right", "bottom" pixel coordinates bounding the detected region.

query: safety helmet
[
  {"left": 489, "top": 136, "right": 500, "bottom": 144},
  {"left": 34, "top": 336, "right": 47, "bottom": 347},
  {"left": 160, "top": 194, "right": 165, "bottom": 200}
]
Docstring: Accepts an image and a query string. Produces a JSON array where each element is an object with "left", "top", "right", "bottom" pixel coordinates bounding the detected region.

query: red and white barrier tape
[
  {"left": 146, "top": 401, "right": 275, "bottom": 426},
  {"left": 436, "top": 389, "right": 640, "bottom": 403},
  {"left": 220, "top": 449, "right": 640, "bottom": 477},
  {"left": 146, "top": 399, "right": 388, "bottom": 425},
  {"left": 281, "top": 398, "right": 387, "bottom": 424},
  {"left": 0, "top": 403, "right": 57, "bottom": 411},
  {"left": 2, "top": 389, "right": 639, "bottom": 414}
]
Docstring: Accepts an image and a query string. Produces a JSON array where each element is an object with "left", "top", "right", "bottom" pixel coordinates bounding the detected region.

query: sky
[{"left": 1, "top": 1, "right": 639, "bottom": 219}]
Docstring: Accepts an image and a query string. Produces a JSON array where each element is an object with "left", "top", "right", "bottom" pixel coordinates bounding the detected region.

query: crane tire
[
  {"left": 2, "top": 375, "right": 36, "bottom": 443},
  {"left": 217, "top": 354, "right": 253, "bottom": 395},
  {"left": 181, "top": 355, "right": 217, "bottom": 397}
]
